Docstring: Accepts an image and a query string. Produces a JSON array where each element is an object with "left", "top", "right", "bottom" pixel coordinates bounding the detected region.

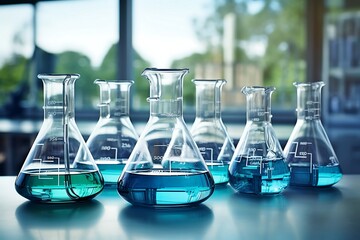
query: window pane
[
  {"left": 133, "top": 0, "right": 306, "bottom": 111},
  {"left": 36, "top": 0, "right": 119, "bottom": 109},
  {"left": 0, "top": 4, "right": 33, "bottom": 116}
]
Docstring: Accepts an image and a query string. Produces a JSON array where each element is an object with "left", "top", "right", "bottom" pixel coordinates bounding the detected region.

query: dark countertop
[{"left": 0, "top": 175, "right": 359, "bottom": 240}]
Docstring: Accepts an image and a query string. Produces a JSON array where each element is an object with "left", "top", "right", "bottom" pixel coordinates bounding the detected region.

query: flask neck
[
  {"left": 243, "top": 86, "right": 274, "bottom": 123},
  {"left": 294, "top": 81, "right": 324, "bottom": 120},
  {"left": 193, "top": 79, "right": 225, "bottom": 120},
  {"left": 142, "top": 68, "right": 188, "bottom": 117},
  {"left": 150, "top": 100, "right": 182, "bottom": 117},
  {"left": 38, "top": 74, "right": 79, "bottom": 120},
  {"left": 95, "top": 80, "right": 133, "bottom": 119}
]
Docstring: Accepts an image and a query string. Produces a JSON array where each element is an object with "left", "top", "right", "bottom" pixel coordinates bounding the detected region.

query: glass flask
[
  {"left": 284, "top": 82, "right": 342, "bottom": 187},
  {"left": 117, "top": 68, "right": 215, "bottom": 207},
  {"left": 190, "top": 79, "right": 235, "bottom": 185},
  {"left": 228, "top": 86, "right": 290, "bottom": 195},
  {"left": 86, "top": 80, "right": 138, "bottom": 187},
  {"left": 15, "top": 74, "right": 104, "bottom": 203}
]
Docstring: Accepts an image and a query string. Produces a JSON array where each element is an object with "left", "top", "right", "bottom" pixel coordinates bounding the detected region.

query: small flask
[
  {"left": 15, "top": 74, "right": 104, "bottom": 203},
  {"left": 117, "top": 68, "right": 215, "bottom": 207},
  {"left": 86, "top": 80, "right": 138, "bottom": 187},
  {"left": 228, "top": 86, "right": 290, "bottom": 195},
  {"left": 284, "top": 82, "right": 342, "bottom": 187},
  {"left": 190, "top": 79, "right": 235, "bottom": 184}
]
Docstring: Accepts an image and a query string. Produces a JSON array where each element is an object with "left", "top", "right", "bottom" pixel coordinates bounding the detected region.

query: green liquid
[{"left": 15, "top": 169, "right": 104, "bottom": 203}]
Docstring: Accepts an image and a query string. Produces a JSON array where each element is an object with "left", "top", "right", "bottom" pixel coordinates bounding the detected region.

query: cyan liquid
[
  {"left": 196, "top": 142, "right": 231, "bottom": 185},
  {"left": 228, "top": 157, "right": 290, "bottom": 195},
  {"left": 118, "top": 170, "right": 215, "bottom": 207},
  {"left": 15, "top": 169, "right": 104, "bottom": 203},
  {"left": 95, "top": 160, "right": 126, "bottom": 187},
  {"left": 207, "top": 163, "right": 229, "bottom": 185},
  {"left": 289, "top": 164, "right": 342, "bottom": 187}
]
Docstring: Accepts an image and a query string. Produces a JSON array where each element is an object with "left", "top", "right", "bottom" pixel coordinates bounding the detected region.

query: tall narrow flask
[
  {"left": 86, "top": 80, "right": 138, "bottom": 187},
  {"left": 117, "top": 68, "right": 215, "bottom": 207},
  {"left": 228, "top": 86, "right": 290, "bottom": 195},
  {"left": 190, "top": 79, "right": 235, "bottom": 184},
  {"left": 284, "top": 82, "right": 342, "bottom": 187},
  {"left": 15, "top": 74, "right": 104, "bottom": 203}
]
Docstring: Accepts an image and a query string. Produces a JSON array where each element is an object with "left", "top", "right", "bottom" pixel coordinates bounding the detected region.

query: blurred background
[{"left": 0, "top": 0, "right": 359, "bottom": 175}]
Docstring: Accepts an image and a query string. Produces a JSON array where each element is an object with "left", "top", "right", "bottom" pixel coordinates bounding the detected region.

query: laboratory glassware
[
  {"left": 15, "top": 74, "right": 104, "bottom": 203},
  {"left": 190, "top": 79, "right": 235, "bottom": 184},
  {"left": 117, "top": 68, "right": 215, "bottom": 207},
  {"left": 86, "top": 80, "right": 138, "bottom": 187},
  {"left": 284, "top": 82, "right": 342, "bottom": 187},
  {"left": 228, "top": 86, "right": 290, "bottom": 194}
]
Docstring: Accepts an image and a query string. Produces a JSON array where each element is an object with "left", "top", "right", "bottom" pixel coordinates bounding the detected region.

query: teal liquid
[
  {"left": 118, "top": 170, "right": 215, "bottom": 207},
  {"left": 96, "top": 160, "right": 126, "bottom": 187},
  {"left": 290, "top": 164, "right": 342, "bottom": 187},
  {"left": 196, "top": 142, "right": 232, "bottom": 185},
  {"left": 207, "top": 162, "right": 229, "bottom": 185},
  {"left": 15, "top": 169, "right": 104, "bottom": 203},
  {"left": 229, "top": 157, "right": 290, "bottom": 195}
]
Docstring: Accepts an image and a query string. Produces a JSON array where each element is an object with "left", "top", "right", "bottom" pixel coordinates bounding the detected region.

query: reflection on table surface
[{"left": 0, "top": 176, "right": 360, "bottom": 239}]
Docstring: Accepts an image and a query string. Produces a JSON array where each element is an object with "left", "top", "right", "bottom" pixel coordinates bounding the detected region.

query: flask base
[
  {"left": 15, "top": 169, "right": 104, "bottom": 203},
  {"left": 289, "top": 165, "right": 342, "bottom": 187},
  {"left": 118, "top": 170, "right": 215, "bottom": 207},
  {"left": 229, "top": 157, "right": 290, "bottom": 195}
]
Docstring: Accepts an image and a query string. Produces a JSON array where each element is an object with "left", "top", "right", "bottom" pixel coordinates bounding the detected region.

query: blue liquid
[
  {"left": 196, "top": 142, "right": 232, "bottom": 185},
  {"left": 118, "top": 170, "right": 215, "bottom": 207},
  {"left": 96, "top": 160, "right": 126, "bottom": 187},
  {"left": 286, "top": 137, "right": 343, "bottom": 187},
  {"left": 207, "top": 163, "right": 230, "bottom": 185},
  {"left": 15, "top": 169, "right": 104, "bottom": 203},
  {"left": 228, "top": 156, "right": 290, "bottom": 195},
  {"left": 289, "top": 164, "right": 342, "bottom": 187}
]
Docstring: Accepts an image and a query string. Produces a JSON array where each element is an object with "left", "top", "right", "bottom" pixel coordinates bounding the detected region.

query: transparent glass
[
  {"left": 117, "top": 68, "right": 215, "bottom": 207},
  {"left": 284, "top": 82, "right": 342, "bottom": 187},
  {"left": 15, "top": 74, "right": 104, "bottom": 203},
  {"left": 86, "top": 80, "right": 138, "bottom": 187},
  {"left": 190, "top": 79, "right": 235, "bottom": 185},
  {"left": 228, "top": 86, "right": 290, "bottom": 195}
]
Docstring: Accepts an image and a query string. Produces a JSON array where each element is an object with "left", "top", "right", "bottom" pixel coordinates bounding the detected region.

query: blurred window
[
  {"left": 0, "top": 0, "right": 306, "bottom": 120},
  {"left": 133, "top": 0, "right": 306, "bottom": 113}
]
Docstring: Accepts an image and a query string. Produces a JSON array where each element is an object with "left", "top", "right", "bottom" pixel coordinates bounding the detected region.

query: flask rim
[
  {"left": 192, "top": 79, "right": 227, "bottom": 84},
  {"left": 141, "top": 68, "right": 189, "bottom": 75},
  {"left": 37, "top": 73, "right": 80, "bottom": 80},
  {"left": 241, "top": 86, "right": 275, "bottom": 94},
  {"left": 94, "top": 79, "right": 134, "bottom": 85},
  {"left": 293, "top": 81, "right": 325, "bottom": 87}
]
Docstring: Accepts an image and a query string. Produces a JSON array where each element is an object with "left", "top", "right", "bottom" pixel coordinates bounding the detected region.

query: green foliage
[
  {"left": 0, "top": 0, "right": 306, "bottom": 112},
  {"left": 171, "top": 53, "right": 211, "bottom": 106},
  {"left": 131, "top": 50, "right": 151, "bottom": 109},
  {"left": 55, "top": 51, "right": 97, "bottom": 109},
  {"left": 97, "top": 44, "right": 117, "bottom": 81},
  {"left": 0, "top": 55, "right": 28, "bottom": 105},
  {"left": 173, "top": 0, "right": 306, "bottom": 107}
]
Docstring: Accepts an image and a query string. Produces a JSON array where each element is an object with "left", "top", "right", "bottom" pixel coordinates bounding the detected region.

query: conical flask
[
  {"left": 284, "top": 82, "right": 342, "bottom": 187},
  {"left": 86, "top": 80, "right": 138, "bottom": 187},
  {"left": 15, "top": 74, "right": 104, "bottom": 203},
  {"left": 228, "top": 86, "right": 290, "bottom": 195},
  {"left": 190, "top": 79, "right": 235, "bottom": 185},
  {"left": 117, "top": 68, "right": 215, "bottom": 207}
]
